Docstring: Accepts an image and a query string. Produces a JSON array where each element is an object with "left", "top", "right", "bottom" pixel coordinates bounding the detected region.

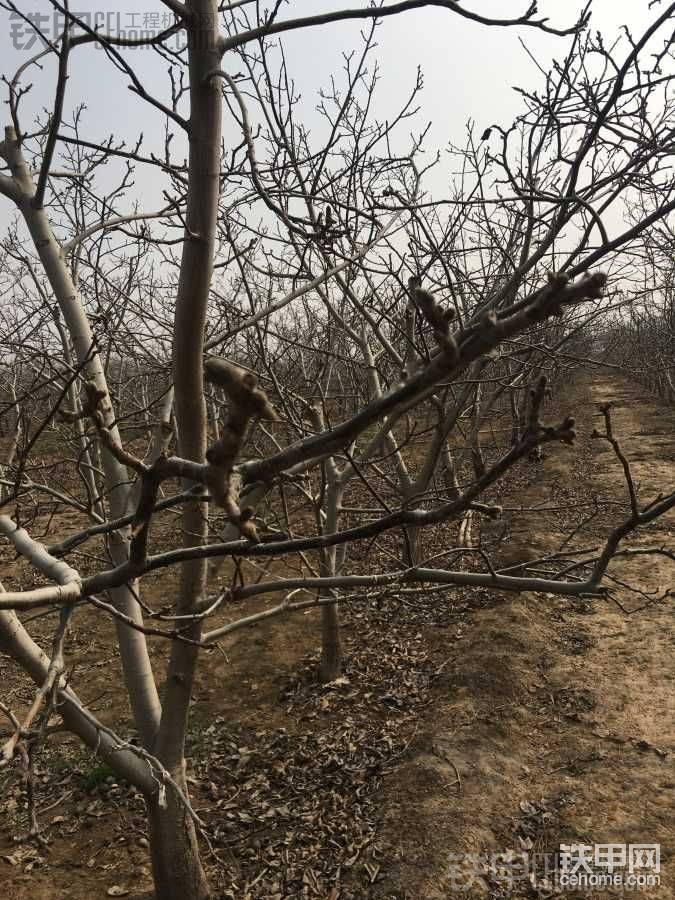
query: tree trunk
[
  {"left": 402, "top": 523, "right": 422, "bottom": 568},
  {"left": 0, "top": 606, "right": 155, "bottom": 793},
  {"left": 147, "top": 773, "right": 211, "bottom": 900},
  {"left": 319, "top": 479, "right": 343, "bottom": 681},
  {"left": 509, "top": 389, "right": 521, "bottom": 445},
  {"left": 2, "top": 125, "right": 161, "bottom": 748},
  {"left": 320, "top": 600, "right": 341, "bottom": 682},
  {"left": 150, "top": 3, "right": 223, "bottom": 896}
]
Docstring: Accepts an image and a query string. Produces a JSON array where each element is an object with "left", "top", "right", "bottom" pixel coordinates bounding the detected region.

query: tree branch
[{"left": 219, "top": 1, "right": 588, "bottom": 54}]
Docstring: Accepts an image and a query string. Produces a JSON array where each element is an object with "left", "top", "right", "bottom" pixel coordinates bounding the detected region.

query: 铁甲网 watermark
[
  {"left": 9, "top": 10, "right": 189, "bottom": 51},
  {"left": 447, "top": 842, "right": 661, "bottom": 893}
]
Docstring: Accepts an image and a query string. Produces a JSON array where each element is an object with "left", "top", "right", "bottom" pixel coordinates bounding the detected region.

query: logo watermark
[
  {"left": 9, "top": 11, "right": 191, "bottom": 51},
  {"left": 447, "top": 843, "right": 661, "bottom": 894}
]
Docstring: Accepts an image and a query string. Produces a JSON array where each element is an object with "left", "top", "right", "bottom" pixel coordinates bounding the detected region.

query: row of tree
[{"left": 0, "top": 3, "right": 674, "bottom": 897}]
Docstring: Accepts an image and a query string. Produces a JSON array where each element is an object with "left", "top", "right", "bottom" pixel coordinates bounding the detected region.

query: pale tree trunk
[
  {"left": 51, "top": 310, "right": 105, "bottom": 520},
  {"left": 509, "top": 388, "right": 521, "bottom": 445},
  {"left": 147, "top": 385, "right": 175, "bottom": 463},
  {"left": 1, "top": 126, "right": 161, "bottom": 749},
  {"left": 208, "top": 396, "right": 220, "bottom": 440},
  {"left": 139, "top": 374, "right": 152, "bottom": 440},
  {"left": 130, "top": 386, "right": 175, "bottom": 508},
  {"left": 319, "top": 478, "right": 344, "bottom": 682},
  {"left": 401, "top": 482, "right": 425, "bottom": 567},
  {"left": 400, "top": 369, "right": 480, "bottom": 567},
  {"left": 442, "top": 445, "right": 461, "bottom": 500},
  {"left": 664, "top": 362, "right": 675, "bottom": 403},
  {"left": 1, "top": 382, "right": 22, "bottom": 474},
  {"left": 0, "top": 606, "right": 154, "bottom": 792},
  {"left": 148, "top": 3, "right": 222, "bottom": 896},
  {"left": 315, "top": 327, "right": 413, "bottom": 672},
  {"left": 467, "top": 382, "right": 486, "bottom": 479},
  {"left": 307, "top": 399, "right": 346, "bottom": 683}
]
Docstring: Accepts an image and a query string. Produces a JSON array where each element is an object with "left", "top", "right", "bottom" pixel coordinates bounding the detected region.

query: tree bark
[
  {"left": 319, "top": 480, "right": 343, "bottom": 681},
  {"left": 320, "top": 600, "right": 342, "bottom": 682},
  {"left": 150, "top": 2, "right": 222, "bottom": 894},
  {"left": 2, "top": 125, "right": 161, "bottom": 748},
  {"left": 0, "top": 607, "right": 155, "bottom": 793},
  {"left": 147, "top": 769, "right": 211, "bottom": 900}
]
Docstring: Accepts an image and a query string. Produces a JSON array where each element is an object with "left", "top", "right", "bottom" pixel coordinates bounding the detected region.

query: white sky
[{"left": 0, "top": 1, "right": 659, "bottom": 233}]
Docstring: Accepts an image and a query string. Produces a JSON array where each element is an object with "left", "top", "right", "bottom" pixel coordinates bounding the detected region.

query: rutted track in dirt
[{"left": 376, "top": 374, "right": 674, "bottom": 899}]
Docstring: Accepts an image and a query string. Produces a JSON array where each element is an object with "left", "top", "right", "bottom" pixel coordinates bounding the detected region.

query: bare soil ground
[
  {"left": 1, "top": 373, "right": 673, "bottom": 899},
  {"left": 375, "top": 374, "right": 674, "bottom": 899}
]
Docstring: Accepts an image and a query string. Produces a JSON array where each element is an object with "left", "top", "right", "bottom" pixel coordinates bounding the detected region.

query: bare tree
[{"left": 0, "top": 2, "right": 674, "bottom": 897}]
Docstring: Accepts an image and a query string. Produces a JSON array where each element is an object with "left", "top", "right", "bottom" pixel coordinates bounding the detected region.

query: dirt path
[{"left": 377, "top": 373, "right": 674, "bottom": 898}]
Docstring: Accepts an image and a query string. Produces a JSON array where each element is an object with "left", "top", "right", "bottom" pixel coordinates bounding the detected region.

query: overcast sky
[{"left": 0, "top": 1, "right": 660, "bottom": 234}]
